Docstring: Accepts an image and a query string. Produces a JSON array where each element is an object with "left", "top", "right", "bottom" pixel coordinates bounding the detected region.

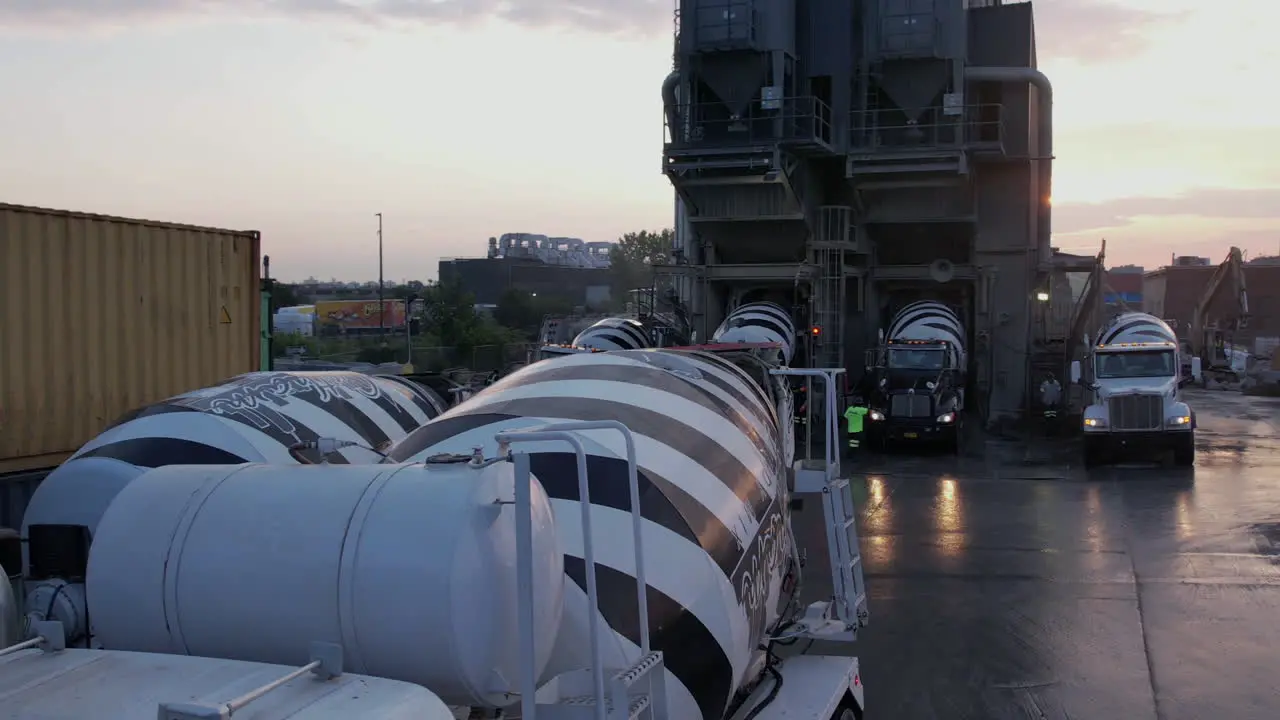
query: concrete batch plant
[{"left": 656, "top": 0, "right": 1074, "bottom": 426}]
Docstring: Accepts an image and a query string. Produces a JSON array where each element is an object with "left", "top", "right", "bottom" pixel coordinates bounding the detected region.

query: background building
[
  {"left": 439, "top": 233, "right": 618, "bottom": 307},
  {"left": 1144, "top": 255, "right": 1280, "bottom": 356},
  {"left": 1104, "top": 265, "right": 1144, "bottom": 311}
]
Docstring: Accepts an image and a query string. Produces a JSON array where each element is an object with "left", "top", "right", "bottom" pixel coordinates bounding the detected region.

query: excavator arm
[{"left": 1188, "top": 246, "right": 1249, "bottom": 371}]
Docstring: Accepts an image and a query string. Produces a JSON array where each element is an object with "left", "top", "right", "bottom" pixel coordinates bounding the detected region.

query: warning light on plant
[{"left": 811, "top": 326, "right": 821, "bottom": 335}]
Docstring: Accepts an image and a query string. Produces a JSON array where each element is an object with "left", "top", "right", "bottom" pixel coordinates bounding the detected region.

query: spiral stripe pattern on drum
[
  {"left": 887, "top": 300, "right": 967, "bottom": 369},
  {"left": 887, "top": 300, "right": 964, "bottom": 346},
  {"left": 74, "top": 371, "right": 446, "bottom": 468},
  {"left": 711, "top": 301, "right": 795, "bottom": 364},
  {"left": 572, "top": 317, "right": 651, "bottom": 351},
  {"left": 387, "top": 349, "right": 791, "bottom": 720},
  {"left": 1098, "top": 312, "right": 1177, "bottom": 345}
]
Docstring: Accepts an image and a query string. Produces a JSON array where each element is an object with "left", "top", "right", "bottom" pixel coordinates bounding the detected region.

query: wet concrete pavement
[{"left": 793, "top": 388, "right": 1280, "bottom": 719}]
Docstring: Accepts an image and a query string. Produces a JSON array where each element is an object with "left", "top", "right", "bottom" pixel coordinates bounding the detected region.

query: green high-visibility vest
[{"left": 844, "top": 405, "right": 868, "bottom": 433}]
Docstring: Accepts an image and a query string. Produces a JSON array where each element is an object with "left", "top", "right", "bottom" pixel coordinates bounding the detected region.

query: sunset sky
[{"left": 0, "top": 0, "right": 1275, "bottom": 280}]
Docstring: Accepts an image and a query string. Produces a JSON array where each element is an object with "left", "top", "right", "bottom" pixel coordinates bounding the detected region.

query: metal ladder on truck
[
  {"left": 771, "top": 367, "right": 870, "bottom": 638},
  {"left": 497, "top": 420, "right": 668, "bottom": 720}
]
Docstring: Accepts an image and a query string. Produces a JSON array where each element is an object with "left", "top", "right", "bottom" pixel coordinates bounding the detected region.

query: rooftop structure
[{"left": 486, "top": 234, "right": 615, "bottom": 269}]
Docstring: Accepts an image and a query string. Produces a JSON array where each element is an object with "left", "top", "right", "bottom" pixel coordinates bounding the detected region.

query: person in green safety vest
[{"left": 843, "top": 397, "right": 868, "bottom": 456}]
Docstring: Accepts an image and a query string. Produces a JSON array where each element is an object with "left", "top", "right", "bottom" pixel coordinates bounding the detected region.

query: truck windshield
[
  {"left": 888, "top": 347, "right": 945, "bottom": 370},
  {"left": 1095, "top": 350, "right": 1175, "bottom": 378}
]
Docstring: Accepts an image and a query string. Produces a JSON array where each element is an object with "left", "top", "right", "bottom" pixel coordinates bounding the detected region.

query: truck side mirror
[
  {"left": 1069, "top": 360, "right": 1081, "bottom": 384},
  {"left": 1191, "top": 356, "right": 1202, "bottom": 381}
]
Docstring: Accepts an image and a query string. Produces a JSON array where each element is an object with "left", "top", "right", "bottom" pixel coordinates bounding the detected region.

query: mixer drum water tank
[
  {"left": 21, "top": 371, "right": 447, "bottom": 541},
  {"left": 572, "top": 317, "right": 651, "bottom": 351},
  {"left": 711, "top": 301, "right": 796, "bottom": 364},
  {"left": 386, "top": 348, "right": 794, "bottom": 719},
  {"left": 86, "top": 462, "right": 564, "bottom": 708},
  {"left": 1097, "top": 312, "right": 1177, "bottom": 345},
  {"left": 886, "top": 300, "right": 967, "bottom": 368}
]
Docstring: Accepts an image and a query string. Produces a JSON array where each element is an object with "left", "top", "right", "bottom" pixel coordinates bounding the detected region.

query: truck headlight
[
  {"left": 869, "top": 410, "right": 885, "bottom": 421},
  {"left": 937, "top": 412, "right": 955, "bottom": 423},
  {"left": 1167, "top": 415, "right": 1191, "bottom": 426},
  {"left": 1083, "top": 417, "right": 1107, "bottom": 428}
]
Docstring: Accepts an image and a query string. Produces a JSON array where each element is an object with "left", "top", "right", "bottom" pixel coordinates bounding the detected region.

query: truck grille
[
  {"left": 1108, "top": 394, "right": 1162, "bottom": 430},
  {"left": 890, "top": 394, "right": 932, "bottom": 418}
]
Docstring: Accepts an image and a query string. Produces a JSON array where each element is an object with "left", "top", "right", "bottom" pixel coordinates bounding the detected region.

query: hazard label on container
[{"left": 219, "top": 306, "right": 233, "bottom": 324}]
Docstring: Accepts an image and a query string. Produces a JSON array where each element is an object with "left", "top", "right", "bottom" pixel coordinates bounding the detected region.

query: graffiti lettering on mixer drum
[
  {"left": 170, "top": 372, "right": 394, "bottom": 441},
  {"left": 735, "top": 505, "right": 790, "bottom": 652}
]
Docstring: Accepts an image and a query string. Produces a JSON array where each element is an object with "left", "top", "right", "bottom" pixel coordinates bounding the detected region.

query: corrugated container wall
[{"left": 0, "top": 204, "right": 261, "bottom": 474}]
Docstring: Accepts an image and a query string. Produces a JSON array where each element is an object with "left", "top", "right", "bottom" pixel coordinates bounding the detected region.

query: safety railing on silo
[{"left": 848, "top": 103, "right": 1005, "bottom": 154}]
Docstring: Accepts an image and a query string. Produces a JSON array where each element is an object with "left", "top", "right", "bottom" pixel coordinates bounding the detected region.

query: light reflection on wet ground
[{"left": 793, "top": 389, "right": 1280, "bottom": 719}]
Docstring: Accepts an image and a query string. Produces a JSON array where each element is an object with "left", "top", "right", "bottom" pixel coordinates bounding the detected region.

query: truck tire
[
  {"left": 1173, "top": 432, "right": 1195, "bottom": 466},
  {"left": 1083, "top": 438, "right": 1105, "bottom": 468}
]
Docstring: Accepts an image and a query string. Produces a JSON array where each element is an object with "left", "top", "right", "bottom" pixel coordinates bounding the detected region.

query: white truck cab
[{"left": 1072, "top": 339, "right": 1201, "bottom": 467}]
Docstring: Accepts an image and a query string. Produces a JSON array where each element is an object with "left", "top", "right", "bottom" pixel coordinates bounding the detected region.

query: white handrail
[
  {"left": 499, "top": 431, "right": 602, "bottom": 720},
  {"left": 497, "top": 420, "right": 646, "bottom": 720},
  {"left": 771, "top": 367, "right": 845, "bottom": 474}
]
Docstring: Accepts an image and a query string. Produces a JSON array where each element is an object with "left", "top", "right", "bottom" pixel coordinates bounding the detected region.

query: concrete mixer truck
[
  {"left": 1, "top": 348, "right": 868, "bottom": 720},
  {"left": 1072, "top": 312, "right": 1201, "bottom": 467},
  {"left": 539, "top": 316, "right": 655, "bottom": 359},
  {"left": 13, "top": 369, "right": 447, "bottom": 543},
  {"left": 711, "top": 301, "right": 798, "bottom": 366},
  {"left": 865, "top": 301, "right": 967, "bottom": 452}
]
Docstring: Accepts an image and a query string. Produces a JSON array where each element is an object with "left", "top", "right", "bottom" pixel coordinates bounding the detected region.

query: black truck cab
[{"left": 865, "top": 340, "right": 962, "bottom": 451}]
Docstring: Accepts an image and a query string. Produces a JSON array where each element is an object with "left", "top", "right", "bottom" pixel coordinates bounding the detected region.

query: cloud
[
  {"left": 0, "top": 0, "right": 670, "bottom": 34},
  {"left": 1032, "top": 0, "right": 1188, "bottom": 62},
  {"left": 0, "top": 0, "right": 1181, "bottom": 48},
  {"left": 1055, "top": 187, "right": 1280, "bottom": 234},
  {"left": 1057, "top": 124, "right": 1280, "bottom": 181}
]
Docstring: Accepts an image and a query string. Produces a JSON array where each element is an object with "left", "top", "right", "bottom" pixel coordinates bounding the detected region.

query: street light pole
[{"left": 375, "top": 212, "right": 384, "bottom": 338}]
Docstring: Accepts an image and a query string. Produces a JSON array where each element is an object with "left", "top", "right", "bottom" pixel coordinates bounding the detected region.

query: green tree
[
  {"left": 494, "top": 287, "right": 537, "bottom": 331},
  {"left": 271, "top": 282, "right": 304, "bottom": 309},
  {"left": 610, "top": 228, "right": 675, "bottom": 295},
  {"left": 495, "top": 288, "right": 576, "bottom": 340},
  {"left": 611, "top": 229, "right": 674, "bottom": 267},
  {"left": 387, "top": 281, "right": 426, "bottom": 300},
  {"left": 421, "top": 277, "right": 481, "bottom": 348}
]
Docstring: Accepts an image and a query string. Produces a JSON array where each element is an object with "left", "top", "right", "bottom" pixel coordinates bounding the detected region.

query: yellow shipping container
[{"left": 0, "top": 203, "right": 261, "bottom": 474}]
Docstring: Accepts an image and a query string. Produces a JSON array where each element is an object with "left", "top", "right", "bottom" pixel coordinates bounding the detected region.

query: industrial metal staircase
[
  {"left": 772, "top": 368, "right": 870, "bottom": 640},
  {"left": 819, "top": 476, "right": 871, "bottom": 630},
  {"left": 810, "top": 206, "right": 851, "bottom": 370}
]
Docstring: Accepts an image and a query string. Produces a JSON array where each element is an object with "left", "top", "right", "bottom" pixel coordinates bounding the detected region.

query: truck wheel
[
  {"left": 1173, "top": 432, "right": 1195, "bottom": 466},
  {"left": 1083, "top": 438, "right": 1105, "bottom": 468}
]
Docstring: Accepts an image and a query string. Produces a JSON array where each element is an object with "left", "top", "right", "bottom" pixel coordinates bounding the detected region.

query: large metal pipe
[
  {"left": 965, "top": 67, "right": 1053, "bottom": 259},
  {"left": 661, "top": 71, "right": 681, "bottom": 139},
  {"left": 964, "top": 67, "right": 1051, "bottom": 154}
]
